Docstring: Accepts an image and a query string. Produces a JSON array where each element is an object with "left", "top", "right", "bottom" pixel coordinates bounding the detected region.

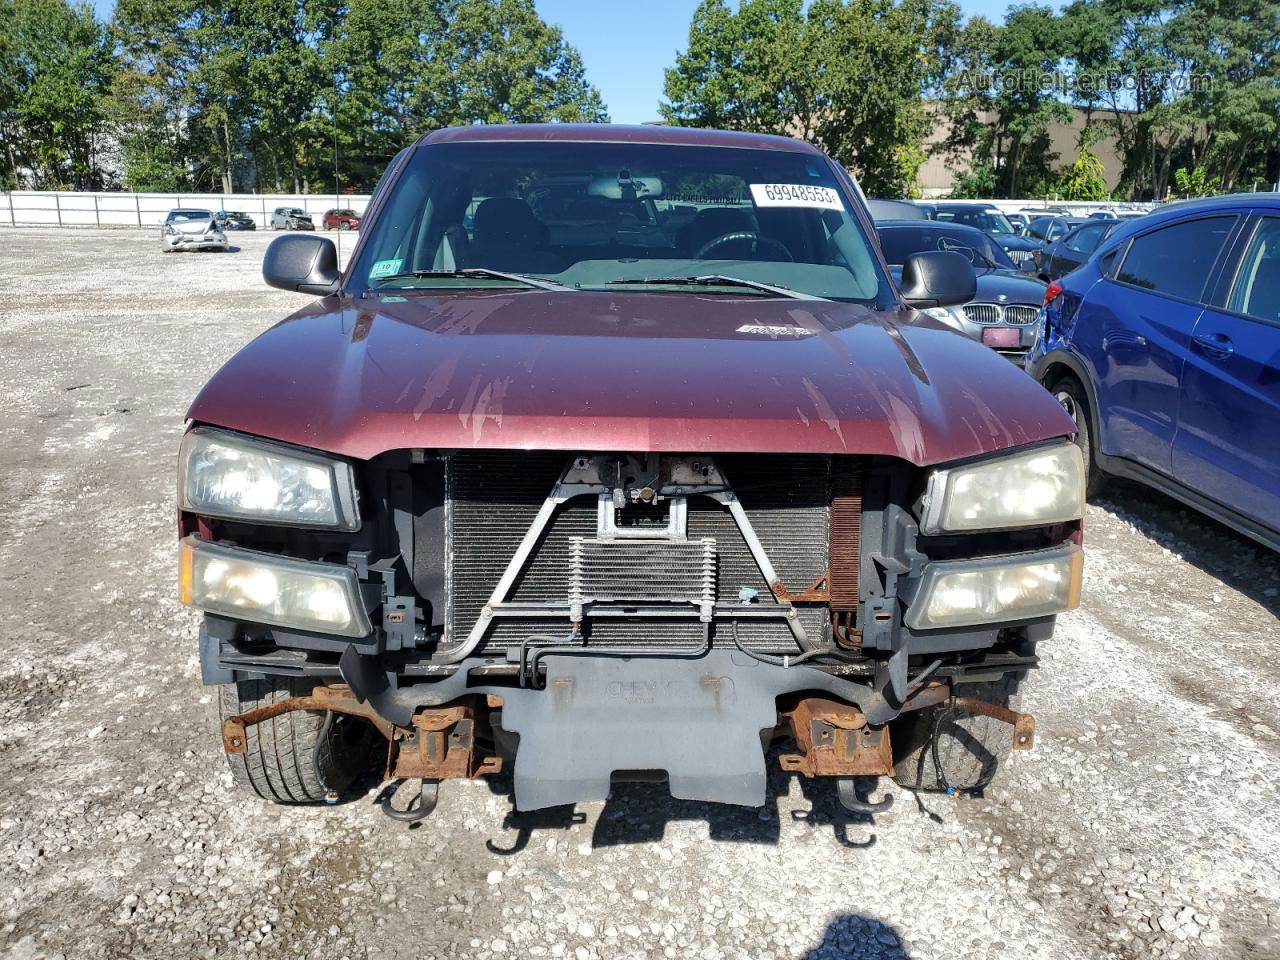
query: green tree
[
  {"left": 109, "top": 0, "right": 198, "bottom": 191},
  {"left": 1060, "top": 131, "right": 1110, "bottom": 198},
  {"left": 1160, "top": 0, "right": 1279, "bottom": 194},
  {"left": 436, "top": 0, "right": 608, "bottom": 127},
  {"left": 320, "top": 0, "right": 450, "bottom": 188},
  {"left": 109, "top": 0, "right": 608, "bottom": 193},
  {"left": 661, "top": 0, "right": 960, "bottom": 196},
  {"left": 810, "top": 0, "right": 962, "bottom": 196},
  {"left": 1173, "top": 163, "right": 1220, "bottom": 196},
  {"left": 661, "top": 0, "right": 810, "bottom": 135},
  {"left": 0, "top": 0, "right": 115, "bottom": 188}
]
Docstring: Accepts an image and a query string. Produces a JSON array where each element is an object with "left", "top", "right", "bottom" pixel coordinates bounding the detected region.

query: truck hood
[{"left": 187, "top": 290, "right": 1075, "bottom": 466}]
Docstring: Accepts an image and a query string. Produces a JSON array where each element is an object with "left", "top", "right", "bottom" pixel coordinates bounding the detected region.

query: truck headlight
[
  {"left": 905, "top": 544, "right": 1082, "bottom": 630},
  {"left": 918, "top": 442, "right": 1084, "bottom": 534},
  {"left": 179, "top": 536, "right": 371, "bottom": 637},
  {"left": 179, "top": 427, "right": 359, "bottom": 529}
]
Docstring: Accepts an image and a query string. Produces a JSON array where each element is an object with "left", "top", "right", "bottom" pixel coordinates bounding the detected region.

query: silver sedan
[{"left": 160, "top": 209, "right": 229, "bottom": 252}]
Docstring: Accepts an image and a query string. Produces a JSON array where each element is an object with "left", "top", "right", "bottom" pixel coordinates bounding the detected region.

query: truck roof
[{"left": 415, "top": 123, "right": 821, "bottom": 154}]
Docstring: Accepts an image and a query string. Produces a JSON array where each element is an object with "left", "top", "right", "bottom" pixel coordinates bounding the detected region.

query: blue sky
[{"left": 91, "top": 0, "right": 1015, "bottom": 125}]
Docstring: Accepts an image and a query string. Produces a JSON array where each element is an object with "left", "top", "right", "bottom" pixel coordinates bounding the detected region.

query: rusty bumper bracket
[
  {"left": 779, "top": 698, "right": 896, "bottom": 814},
  {"left": 949, "top": 696, "right": 1036, "bottom": 750},
  {"left": 221, "top": 684, "right": 504, "bottom": 786},
  {"left": 222, "top": 684, "right": 396, "bottom": 754},
  {"left": 779, "top": 697, "right": 895, "bottom": 778}
]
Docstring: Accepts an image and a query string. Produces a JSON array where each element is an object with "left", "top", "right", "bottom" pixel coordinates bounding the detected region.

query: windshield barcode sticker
[{"left": 750, "top": 183, "right": 843, "bottom": 211}]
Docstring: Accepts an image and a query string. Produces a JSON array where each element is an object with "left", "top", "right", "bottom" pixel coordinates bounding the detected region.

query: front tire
[
  {"left": 891, "top": 675, "right": 1023, "bottom": 792},
  {"left": 1049, "top": 375, "right": 1104, "bottom": 496},
  {"left": 218, "top": 677, "right": 377, "bottom": 804}
]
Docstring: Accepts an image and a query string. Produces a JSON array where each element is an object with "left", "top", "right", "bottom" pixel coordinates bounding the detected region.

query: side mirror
[
  {"left": 899, "top": 251, "right": 976, "bottom": 308},
  {"left": 263, "top": 234, "right": 340, "bottom": 296},
  {"left": 1019, "top": 258, "right": 1039, "bottom": 275}
]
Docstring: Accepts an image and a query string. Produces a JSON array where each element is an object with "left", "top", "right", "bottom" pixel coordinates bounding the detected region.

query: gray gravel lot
[{"left": 1, "top": 227, "right": 1278, "bottom": 960}]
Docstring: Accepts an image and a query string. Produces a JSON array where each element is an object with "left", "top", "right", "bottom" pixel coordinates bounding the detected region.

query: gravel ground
[{"left": 1, "top": 227, "right": 1278, "bottom": 960}]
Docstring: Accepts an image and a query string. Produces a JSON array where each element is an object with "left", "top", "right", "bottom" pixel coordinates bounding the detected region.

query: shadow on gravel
[
  {"left": 1094, "top": 479, "right": 1280, "bottom": 617},
  {"left": 481, "top": 751, "right": 890, "bottom": 853},
  {"left": 799, "top": 914, "right": 911, "bottom": 959}
]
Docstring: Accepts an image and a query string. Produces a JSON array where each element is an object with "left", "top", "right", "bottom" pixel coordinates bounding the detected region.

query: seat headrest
[{"left": 473, "top": 197, "right": 547, "bottom": 248}]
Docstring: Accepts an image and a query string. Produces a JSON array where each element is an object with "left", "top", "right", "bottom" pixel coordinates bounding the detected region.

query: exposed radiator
[{"left": 444, "top": 452, "right": 839, "bottom": 654}]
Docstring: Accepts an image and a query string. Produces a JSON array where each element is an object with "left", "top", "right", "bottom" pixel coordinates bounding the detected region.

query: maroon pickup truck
[{"left": 179, "top": 125, "right": 1083, "bottom": 821}]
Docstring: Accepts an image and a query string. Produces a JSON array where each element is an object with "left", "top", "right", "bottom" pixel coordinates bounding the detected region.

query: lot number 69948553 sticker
[{"left": 749, "top": 183, "right": 843, "bottom": 211}]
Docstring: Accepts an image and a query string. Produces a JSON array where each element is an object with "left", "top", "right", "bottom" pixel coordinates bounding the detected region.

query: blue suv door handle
[{"left": 1192, "top": 331, "right": 1234, "bottom": 359}]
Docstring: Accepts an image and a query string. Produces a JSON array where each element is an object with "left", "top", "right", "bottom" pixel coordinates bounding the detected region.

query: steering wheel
[{"left": 694, "top": 231, "right": 794, "bottom": 262}]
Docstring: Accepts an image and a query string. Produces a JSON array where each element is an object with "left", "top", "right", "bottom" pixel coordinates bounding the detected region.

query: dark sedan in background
[
  {"left": 932, "top": 202, "right": 1041, "bottom": 266},
  {"left": 1032, "top": 220, "right": 1114, "bottom": 282},
  {"left": 215, "top": 210, "right": 256, "bottom": 231},
  {"left": 866, "top": 198, "right": 931, "bottom": 221},
  {"left": 877, "top": 220, "right": 1047, "bottom": 364},
  {"left": 1023, "top": 215, "right": 1089, "bottom": 245}
]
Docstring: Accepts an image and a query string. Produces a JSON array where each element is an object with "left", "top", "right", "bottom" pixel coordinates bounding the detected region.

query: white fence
[
  {"left": 0, "top": 191, "right": 371, "bottom": 229},
  {"left": 981, "top": 198, "right": 1162, "bottom": 217},
  {"left": 0, "top": 189, "right": 1161, "bottom": 230}
]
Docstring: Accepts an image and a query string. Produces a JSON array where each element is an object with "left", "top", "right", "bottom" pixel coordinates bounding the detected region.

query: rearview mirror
[
  {"left": 898, "top": 251, "right": 976, "bottom": 308},
  {"left": 264, "top": 234, "right": 340, "bottom": 296},
  {"left": 1019, "top": 258, "right": 1039, "bottom": 275}
]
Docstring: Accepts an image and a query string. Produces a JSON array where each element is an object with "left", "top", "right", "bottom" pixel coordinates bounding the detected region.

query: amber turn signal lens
[{"left": 179, "top": 539, "right": 194, "bottom": 606}]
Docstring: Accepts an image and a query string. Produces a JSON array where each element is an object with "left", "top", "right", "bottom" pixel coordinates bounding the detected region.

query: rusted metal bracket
[
  {"left": 950, "top": 696, "right": 1036, "bottom": 750},
  {"left": 772, "top": 570, "right": 831, "bottom": 603},
  {"left": 222, "top": 684, "right": 396, "bottom": 754},
  {"left": 222, "top": 683, "right": 504, "bottom": 779},
  {"left": 387, "top": 706, "right": 503, "bottom": 780},
  {"left": 778, "top": 697, "right": 895, "bottom": 778}
]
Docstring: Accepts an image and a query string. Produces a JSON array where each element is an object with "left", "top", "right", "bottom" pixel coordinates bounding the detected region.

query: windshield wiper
[
  {"left": 604, "top": 275, "right": 827, "bottom": 301},
  {"left": 373, "top": 268, "right": 569, "bottom": 292}
]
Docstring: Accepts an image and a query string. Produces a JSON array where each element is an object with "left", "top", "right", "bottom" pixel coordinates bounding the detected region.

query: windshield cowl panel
[{"left": 348, "top": 139, "right": 894, "bottom": 307}]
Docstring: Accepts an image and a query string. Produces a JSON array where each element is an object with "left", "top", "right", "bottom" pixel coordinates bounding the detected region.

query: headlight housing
[
  {"left": 179, "top": 427, "right": 360, "bottom": 530},
  {"left": 918, "top": 442, "right": 1084, "bottom": 534},
  {"left": 180, "top": 536, "right": 371, "bottom": 637},
  {"left": 906, "top": 543, "right": 1082, "bottom": 630}
]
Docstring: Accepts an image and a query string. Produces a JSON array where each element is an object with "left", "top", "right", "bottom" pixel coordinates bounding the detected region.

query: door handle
[{"left": 1192, "top": 332, "right": 1234, "bottom": 359}]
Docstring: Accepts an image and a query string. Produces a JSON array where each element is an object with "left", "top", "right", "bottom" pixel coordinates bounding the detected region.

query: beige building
[{"left": 917, "top": 105, "right": 1128, "bottom": 199}]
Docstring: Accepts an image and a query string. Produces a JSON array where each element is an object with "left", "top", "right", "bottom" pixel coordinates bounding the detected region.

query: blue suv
[{"left": 1028, "top": 195, "right": 1280, "bottom": 552}]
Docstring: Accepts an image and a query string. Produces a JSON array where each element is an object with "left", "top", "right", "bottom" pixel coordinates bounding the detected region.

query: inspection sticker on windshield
[
  {"left": 750, "top": 183, "right": 843, "bottom": 211},
  {"left": 369, "top": 258, "right": 404, "bottom": 278}
]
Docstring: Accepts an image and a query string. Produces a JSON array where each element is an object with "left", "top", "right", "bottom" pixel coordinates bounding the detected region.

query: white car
[{"left": 160, "top": 209, "right": 228, "bottom": 252}]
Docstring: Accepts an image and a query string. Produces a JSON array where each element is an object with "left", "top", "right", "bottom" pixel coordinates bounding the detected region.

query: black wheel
[
  {"left": 1049, "top": 375, "right": 1104, "bottom": 496},
  {"left": 891, "top": 675, "right": 1023, "bottom": 792},
  {"left": 218, "top": 677, "right": 378, "bottom": 804}
]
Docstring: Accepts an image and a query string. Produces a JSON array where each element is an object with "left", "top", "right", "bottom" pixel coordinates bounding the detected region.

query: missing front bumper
[{"left": 220, "top": 651, "right": 1037, "bottom": 811}]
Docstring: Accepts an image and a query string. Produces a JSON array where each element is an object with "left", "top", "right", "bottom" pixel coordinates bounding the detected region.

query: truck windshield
[{"left": 349, "top": 140, "right": 892, "bottom": 304}]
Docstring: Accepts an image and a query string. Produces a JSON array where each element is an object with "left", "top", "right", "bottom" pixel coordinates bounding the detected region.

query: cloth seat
[{"left": 467, "top": 197, "right": 565, "bottom": 274}]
